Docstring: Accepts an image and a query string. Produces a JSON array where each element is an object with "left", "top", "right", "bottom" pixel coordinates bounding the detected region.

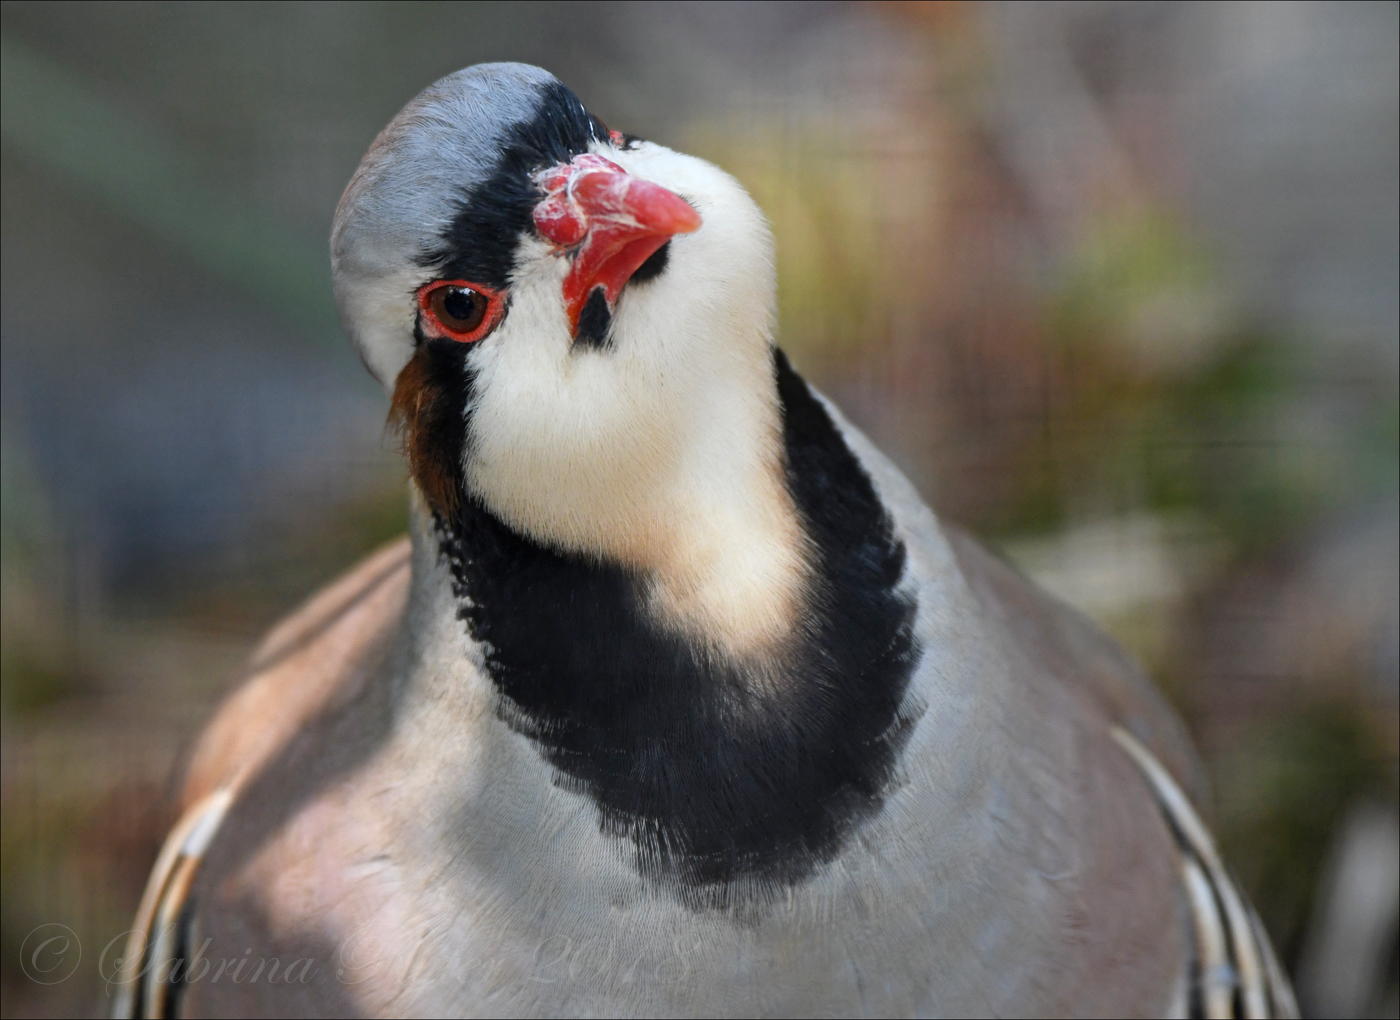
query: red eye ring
[{"left": 416, "top": 279, "right": 505, "bottom": 343}]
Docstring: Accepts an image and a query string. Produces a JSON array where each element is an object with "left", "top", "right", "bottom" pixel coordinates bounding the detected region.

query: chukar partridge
[{"left": 115, "top": 63, "right": 1296, "bottom": 1019}]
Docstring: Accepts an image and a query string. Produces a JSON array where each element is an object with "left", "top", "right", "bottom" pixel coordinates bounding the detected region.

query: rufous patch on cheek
[{"left": 388, "top": 347, "right": 463, "bottom": 520}]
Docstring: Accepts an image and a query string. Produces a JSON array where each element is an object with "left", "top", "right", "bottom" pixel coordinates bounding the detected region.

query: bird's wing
[
  {"left": 947, "top": 528, "right": 1298, "bottom": 1018},
  {"left": 180, "top": 535, "right": 412, "bottom": 804},
  {"left": 795, "top": 396, "right": 1296, "bottom": 1014},
  {"left": 943, "top": 524, "right": 1210, "bottom": 808},
  {"left": 1111, "top": 726, "right": 1300, "bottom": 1019},
  {"left": 811, "top": 386, "right": 1204, "bottom": 803},
  {"left": 111, "top": 537, "right": 411, "bottom": 1019}
]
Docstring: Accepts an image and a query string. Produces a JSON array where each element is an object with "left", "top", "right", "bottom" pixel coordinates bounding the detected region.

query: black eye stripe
[{"left": 425, "top": 81, "right": 608, "bottom": 289}]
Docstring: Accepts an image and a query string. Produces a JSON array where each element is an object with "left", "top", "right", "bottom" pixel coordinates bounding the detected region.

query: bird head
[{"left": 332, "top": 64, "right": 804, "bottom": 652}]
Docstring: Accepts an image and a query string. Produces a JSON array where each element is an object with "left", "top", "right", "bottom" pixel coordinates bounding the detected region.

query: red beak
[{"left": 533, "top": 154, "right": 702, "bottom": 336}]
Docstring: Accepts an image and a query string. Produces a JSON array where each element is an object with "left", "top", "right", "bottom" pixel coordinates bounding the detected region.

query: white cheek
[{"left": 465, "top": 268, "right": 689, "bottom": 554}]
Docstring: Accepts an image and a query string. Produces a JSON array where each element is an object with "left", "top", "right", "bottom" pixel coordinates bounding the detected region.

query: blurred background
[{"left": 1, "top": 2, "right": 1396, "bottom": 1016}]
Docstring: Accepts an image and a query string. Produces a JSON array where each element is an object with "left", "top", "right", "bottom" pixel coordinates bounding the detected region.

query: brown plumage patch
[{"left": 388, "top": 345, "right": 463, "bottom": 519}]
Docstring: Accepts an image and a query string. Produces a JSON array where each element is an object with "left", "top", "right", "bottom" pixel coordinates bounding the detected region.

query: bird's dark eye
[
  {"left": 434, "top": 286, "right": 486, "bottom": 333},
  {"left": 417, "top": 280, "right": 504, "bottom": 342}
]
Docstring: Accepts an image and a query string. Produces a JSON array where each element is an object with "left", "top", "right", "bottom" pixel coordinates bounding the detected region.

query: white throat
[{"left": 464, "top": 311, "right": 809, "bottom": 656}]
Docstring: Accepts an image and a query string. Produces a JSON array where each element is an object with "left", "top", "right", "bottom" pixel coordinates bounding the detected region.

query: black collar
[{"left": 430, "top": 347, "right": 921, "bottom": 907}]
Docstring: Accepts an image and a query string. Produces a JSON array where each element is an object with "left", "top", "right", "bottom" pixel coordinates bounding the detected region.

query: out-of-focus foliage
[{"left": 1216, "top": 702, "right": 1397, "bottom": 966}]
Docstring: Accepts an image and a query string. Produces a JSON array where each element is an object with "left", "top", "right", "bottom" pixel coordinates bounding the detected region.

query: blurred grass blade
[{"left": 0, "top": 33, "right": 340, "bottom": 340}]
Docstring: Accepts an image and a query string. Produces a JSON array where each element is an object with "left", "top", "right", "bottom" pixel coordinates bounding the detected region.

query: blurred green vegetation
[{"left": 991, "top": 208, "right": 1399, "bottom": 557}]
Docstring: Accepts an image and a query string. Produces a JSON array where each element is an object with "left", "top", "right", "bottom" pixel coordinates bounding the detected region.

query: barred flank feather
[{"left": 1113, "top": 728, "right": 1299, "bottom": 1019}]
